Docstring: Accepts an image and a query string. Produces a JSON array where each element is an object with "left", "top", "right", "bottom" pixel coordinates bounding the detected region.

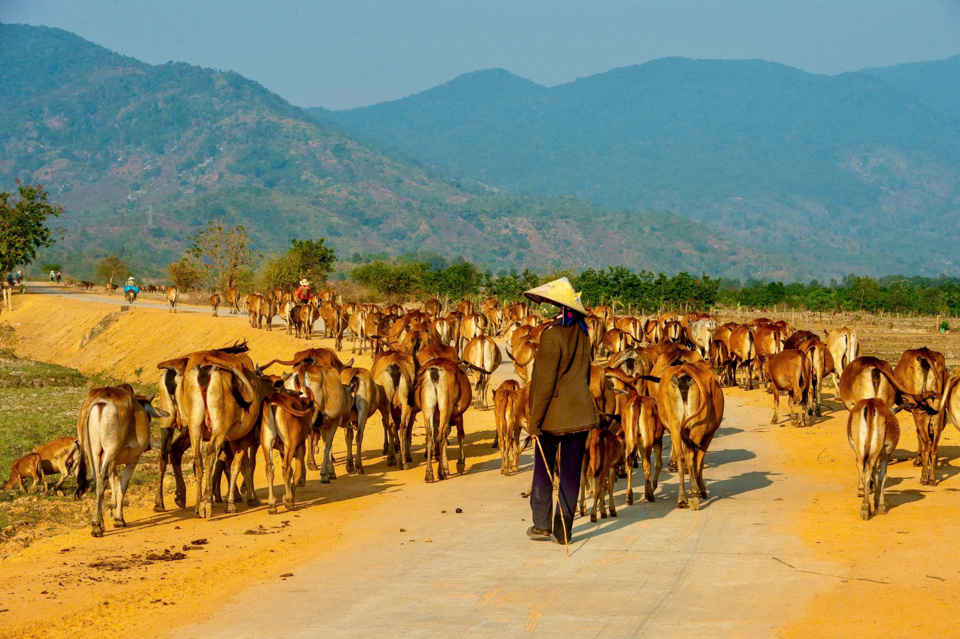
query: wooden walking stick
[{"left": 534, "top": 437, "right": 570, "bottom": 557}]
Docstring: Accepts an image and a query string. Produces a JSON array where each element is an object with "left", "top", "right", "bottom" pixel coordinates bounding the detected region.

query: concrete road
[{"left": 173, "top": 394, "right": 841, "bottom": 638}]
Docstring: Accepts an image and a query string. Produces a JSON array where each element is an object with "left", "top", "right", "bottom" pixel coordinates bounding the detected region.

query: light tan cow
[
  {"left": 459, "top": 313, "right": 489, "bottom": 352},
  {"left": 838, "top": 356, "right": 928, "bottom": 411},
  {"left": 289, "top": 364, "right": 352, "bottom": 484},
  {"left": 224, "top": 288, "right": 241, "bottom": 314},
  {"left": 339, "top": 367, "right": 386, "bottom": 475},
  {"left": 847, "top": 398, "right": 899, "bottom": 520},
  {"left": 462, "top": 335, "right": 502, "bottom": 409},
  {"left": 657, "top": 362, "right": 724, "bottom": 510},
  {"left": 165, "top": 286, "right": 179, "bottom": 313},
  {"left": 348, "top": 308, "right": 368, "bottom": 354},
  {"left": 260, "top": 390, "right": 315, "bottom": 513},
  {"left": 372, "top": 350, "right": 417, "bottom": 468},
  {"left": 895, "top": 348, "right": 947, "bottom": 485},
  {"left": 602, "top": 328, "right": 632, "bottom": 357},
  {"left": 3, "top": 453, "right": 45, "bottom": 494},
  {"left": 687, "top": 318, "right": 718, "bottom": 359},
  {"left": 209, "top": 293, "right": 220, "bottom": 317},
  {"left": 414, "top": 358, "right": 472, "bottom": 482},
  {"left": 32, "top": 436, "right": 80, "bottom": 494},
  {"left": 508, "top": 338, "right": 538, "bottom": 383},
  {"left": 75, "top": 385, "right": 168, "bottom": 535},
  {"left": 826, "top": 327, "right": 860, "bottom": 378},
  {"left": 754, "top": 322, "right": 786, "bottom": 386},
  {"left": 619, "top": 389, "right": 665, "bottom": 504},
  {"left": 729, "top": 324, "right": 756, "bottom": 390}
]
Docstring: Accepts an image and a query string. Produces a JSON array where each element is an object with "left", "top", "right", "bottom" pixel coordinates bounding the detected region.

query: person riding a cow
[
  {"left": 123, "top": 276, "right": 140, "bottom": 297},
  {"left": 295, "top": 279, "right": 311, "bottom": 303},
  {"left": 523, "top": 277, "right": 597, "bottom": 545}
]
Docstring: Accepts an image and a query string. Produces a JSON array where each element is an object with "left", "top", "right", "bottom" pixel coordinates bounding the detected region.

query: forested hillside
[
  {"left": 1, "top": 23, "right": 774, "bottom": 280},
  {"left": 314, "top": 57, "right": 960, "bottom": 278}
]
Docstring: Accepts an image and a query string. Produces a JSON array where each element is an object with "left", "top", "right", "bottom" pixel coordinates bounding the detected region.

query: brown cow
[
  {"left": 462, "top": 335, "right": 502, "bottom": 409},
  {"left": 620, "top": 389, "right": 665, "bottom": 504},
  {"left": 847, "top": 398, "right": 899, "bottom": 520},
  {"left": 459, "top": 313, "right": 489, "bottom": 352},
  {"left": 754, "top": 322, "right": 786, "bottom": 387},
  {"left": 729, "top": 324, "right": 756, "bottom": 390},
  {"left": 587, "top": 427, "right": 625, "bottom": 522},
  {"left": 657, "top": 362, "right": 724, "bottom": 510},
  {"left": 32, "top": 436, "right": 80, "bottom": 494},
  {"left": 260, "top": 390, "right": 315, "bottom": 513},
  {"left": 798, "top": 339, "right": 835, "bottom": 417},
  {"left": 209, "top": 293, "right": 220, "bottom": 317},
  {"left": 224, "top": 288, "right": 241, "bottom": 314},
  {"left": 289, "top": 364, "right": 352, "bottom": 484},
  {"left": 838, "top": 356, "right": 929, "bottom": 411},
  {"left": 508, "top": 338, "right": 538, "bottom": 383},
  {"left": 75, "top": 385, "right": 168, "bottom": 535},
  {"left": 493, "top": 379, "right": 522, "bottom": 475},
  {"left": 784, "top": 330, "right": 818, "bottom": 351},
  {"left": 895, "top": 348, "right": 947, "bottom": 485},
  {"left": 372, "top": 350, "right": 417, "bottom": 467},
  {"left": 3, "top": 452, "right": 45, "bottom": 494},
  {"left": 765, "top": 349, "right": 812, "bottom": 426},
  {"left": 261, "top": 348, "right": 351, "bottom": 373},
  {"left": 602, "top": 328, "right": 632, "bottom": 357},
  {"left": 414, "top": 358, "right": 472, "bottom": 482}
]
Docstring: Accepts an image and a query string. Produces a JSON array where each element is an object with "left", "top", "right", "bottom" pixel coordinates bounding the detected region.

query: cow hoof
[
  {"left": 91, "top": 525, "right": 104, "bottom": 538},
  {"left": 283, "top": 499, "right": 294, "bottom": 510},
  {"left": 247, "top": 497, "right": 260, "bottom": 507},
  {"left": 667, "top": 464, "right": 678, "bottom": 473},
  {"left": 860, "top": 506, "right": 870, "bottom": 521},
  {"left": 297, "top": 479, "right": 306, "bottom": 488},
  {"left": 226, "top": 502, "right": 237, "bottom": 514},
  {"left": 113, "top": 518, "right": 126, "bottom": 528},
  {"left": 646, "top": 493, "right": 655, "bottom": 502},
  {"left": 857, "top": 489, "right": 864, "bottom": 498},
  {"left": 878, "top": 503, "right": 887, "bottom": 515},
  {"left": 198, "top": 501, "right": 213, "bottom": 518},
  {"left": 590, "top": 514, "right": 597, "bottom": 523},
  {"left": 306, "top": 462, "right": 318, "bottom": 471},
  {"left": 912, "top": 457, "right": 922, "bottom": 467},
  {"left": 387, "top": 457, "right": 397, "bottom": 467},
  {"left": 213, "top": 494, "right": 223, "bottom": 504},
  {"left": 600, "top": 512, "right": 607, "bottom": 519},
  {"left": 626, "top": 493, "right": 634, "bottom": 505},
  {"left": 689, "top": 497, "right": 700, "bottom": 511},
  {"left": 676, "top": 500, "right": 688, "bottom": 509},
  {"left": 267, "top": 504, "right": 278, "bottom": 515},
  {"left": 357, "top": 467, "right": 365, "bottom": 475},
  {"left": 345, "top": 462, "right": 355, "bottom": 473},
  {"left": 424, "top": 473, "right": 435, "bottom": 484},
  {"left": 816, "top": 408, "right": 822, "bottom": 417},
  {"left": 175, "top": 496, "right": 186, "bottom": 510},
  {"left": 321, "top": 477, "right": 331, "bottom": 485},
  {"left": 457, "top": 461, "right": 465, "bottom": 475},
  {"left": 153, "top": 503, "right": 166, "bottom": 513},
  {"left": 610, "top": 510, "right": 617, "bottom": 518},
  {"left": 405, "top": 454, "right": 413, "bottom": 463}
]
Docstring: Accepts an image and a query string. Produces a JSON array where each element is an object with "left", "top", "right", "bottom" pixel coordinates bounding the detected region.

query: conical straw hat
[{"left": 523, "top": 277, "right": 587, "bottom": 315}]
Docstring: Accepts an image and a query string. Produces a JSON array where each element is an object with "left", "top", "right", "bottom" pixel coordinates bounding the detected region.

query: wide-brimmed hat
[
  {"left": 523, "top": 277, "right": 587, "bottom": 315},
  {"left": 127, "top": 276, "right": 135, "bottom": 282},
  {"left": 299, "top": 279, "right": 310, "bottom": 286}
]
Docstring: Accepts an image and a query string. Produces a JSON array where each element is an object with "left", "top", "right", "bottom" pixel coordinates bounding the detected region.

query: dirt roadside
[{"left": 0, "top": 291, "right": 958, "bottom": 636}]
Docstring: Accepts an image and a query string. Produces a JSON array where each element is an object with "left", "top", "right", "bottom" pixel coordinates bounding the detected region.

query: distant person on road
[
  {"left": 523, "top": 277, "right": 597, "bottom": 545},
  {"left": 56, "top": 271, "right": 62, "bottom": 285},
  {"left": 49, "top": 271, "right": 55, "bottom": 282},
  {"left": 123, "top": 276, "right": 140, "bottom": 298},
  {"left": 5, "top": 273, "right": 14, "bottom": 287},
  {"left": 295, "top": 279, "right": 311, "bottom": 303}
]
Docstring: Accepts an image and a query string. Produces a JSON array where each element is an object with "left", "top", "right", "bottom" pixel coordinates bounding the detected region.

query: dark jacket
[{"left": 528, "top": 321, "right": 597, "bottom": 436}]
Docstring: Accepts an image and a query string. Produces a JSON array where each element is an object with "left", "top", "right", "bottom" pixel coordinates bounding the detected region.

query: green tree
[
  {"left": 188, "top": 219, "right": 260, "bottom": 292},
  {"left": 95, "top": 255, "right": 130, "bottom": 284},
  {"left": 259, "top": 238, "right": 337, "bottom": 291},
  {"left": 167, "top": 257, "right": 206, "bottom": 291},
  {"left": 0, "top": 181, "right": 64, "bottom": 274}
]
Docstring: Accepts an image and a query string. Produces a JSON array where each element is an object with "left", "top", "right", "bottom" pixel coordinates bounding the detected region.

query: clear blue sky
[{"left": 3, "top": 0, "right": 959, "bottom": 109}]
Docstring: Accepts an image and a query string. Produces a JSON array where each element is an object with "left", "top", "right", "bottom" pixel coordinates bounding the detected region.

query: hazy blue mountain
[
  {"left": 1, "top": 24, "right": 773, "bottom": 280},
  {"left": 313, "top": 57, "right": 960, "bottom": 277}
]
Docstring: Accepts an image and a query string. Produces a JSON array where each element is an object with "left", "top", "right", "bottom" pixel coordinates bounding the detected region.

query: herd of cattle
[{"left": 5, "top": 291, "right": 960, "bottom": 536}]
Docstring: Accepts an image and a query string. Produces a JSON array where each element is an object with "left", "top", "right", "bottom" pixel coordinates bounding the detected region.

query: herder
[{"left": 523, "top": 277, "right": 597, "bottom": 544}]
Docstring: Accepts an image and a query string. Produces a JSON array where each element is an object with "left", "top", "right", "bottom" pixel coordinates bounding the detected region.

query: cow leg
[
  {"left": 282, "top": 444, "right": 296, "bottom": 510},
  {"left": 199, "top": 435, "right": 223, "bottom": 518},
  {"left": 355, "top": 404, "right": 369, "bottom": 475},
  {"left": 113, "top": 460, "right": 138, "bottom": 528},
  {"left": 153, "top": 427, "right": 174, "bottom": 512},
  {"left": 675, "top": 439, "right": 688, "bottom": 509},
  {"left": 641, "top": 447, "right": 655, "bottom": 502},
  {"left": 695, "top": 448, "right": 708, "bottom": 499},
  {"left": 225, "top": 443, "right": 244, "bottom": 514},
  {"left": 91, "top": 459, "right": 111, "bottom": 537},
  {"left": 423, "top": 409, "right": 436, "bottom": 483},
  {"left": 455, "top": 416, "right": 466, "bottom": 475},
  {"left": 875, "top": 457, "right": 890, "bottom": 515},
  {"left": 344, "top": 426, "right": 356, "bottom": 473},
  {"left": 169, "top": 431, "right": 190, "bottom": 509},
  {"left": 306, "top": 430, "right": 319, "bottom": 471},
  {"left": 589, "top": 471, "right": 600, "bottom": 523},
  {"left": 263, "top": 442, "right": 278, "bottom": 514},
  {"left": 914, "top": 414, "right": 932, "bottom": 484},
  {"left": 320, "top": 422, "right": 338, "bottom": 484},
  {"left": 929, "top": 417, "right": 944, "bottom": 486},
  {"left": 191, "top": 432, "right": 205, "bottom": 517},
  {"left": 667, "top": 434, "right": 679, "bottom": 472},
  {"left": 859, "top": 460, "right": 874, "bottom": 520},
  {"left": 625, "top": 450, "right": 635, "bottom": 505}
]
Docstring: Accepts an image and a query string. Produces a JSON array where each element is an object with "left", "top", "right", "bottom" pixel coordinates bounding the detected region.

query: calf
[
  {"left": 75, "top": 386, "right": 168, "bottom": 536},
  {"left": 260, "top": 389, "right": 315, "bottom": 513},
  {"left": 847, "top": 398, "right": 899, "bottom": 520},
  {"left": 493, "top": 380, "right": 522, "bottom": 475},
  {"left": 620, "top": 390, "right": 665, "bottom": 504},
  {"left": 766, "top": 349, "right": 812, "bottom": 426},
  {"left": 210, "top": 293, "right": 220, "bottom": 317},
  {"left": 32, "top": 436, "right": 81, "bottom": 494},
  {"left": 3, "top": 452, "right": 45, "bottom": 494},
  {"left": 587, "top": 428, "right": 625, "bottom": 522}
]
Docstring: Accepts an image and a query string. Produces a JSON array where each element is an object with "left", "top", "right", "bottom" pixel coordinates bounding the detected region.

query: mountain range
[
  {"left": 312, "top": 56, "right": 960, "bottom": 278},
  {"left": 1, "top": 23, "right": 774, "bottom": 281}
]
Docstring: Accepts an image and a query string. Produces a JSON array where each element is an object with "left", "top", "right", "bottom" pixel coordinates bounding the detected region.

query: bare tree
[{"left": 187, "top": 219, "right": 259, "bottom": 292}]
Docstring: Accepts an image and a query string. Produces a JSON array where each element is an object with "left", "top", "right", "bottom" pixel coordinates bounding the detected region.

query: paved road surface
[{"left": 173, "top": 395, "right": 839, "bottom": 638}]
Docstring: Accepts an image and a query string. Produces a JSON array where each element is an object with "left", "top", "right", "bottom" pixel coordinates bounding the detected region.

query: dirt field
[{"left": 1, "top": 287, "right": 960, "bottom": 637}]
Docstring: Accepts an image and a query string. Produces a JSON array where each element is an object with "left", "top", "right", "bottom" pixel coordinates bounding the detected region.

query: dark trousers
[{"left": 530, "top": 430, "right": 588, "bottom": 540}]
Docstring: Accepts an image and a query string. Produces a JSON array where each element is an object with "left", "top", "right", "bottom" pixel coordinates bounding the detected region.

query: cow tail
[
  {"left": 589, "top": 429, "right": 601, "bottom": 478},
  {"left": 679, "top": 375, "right": 710, "bottom": 454},
  {"left": 74, "top": 404, "right": 94, "bottom": 500}
]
